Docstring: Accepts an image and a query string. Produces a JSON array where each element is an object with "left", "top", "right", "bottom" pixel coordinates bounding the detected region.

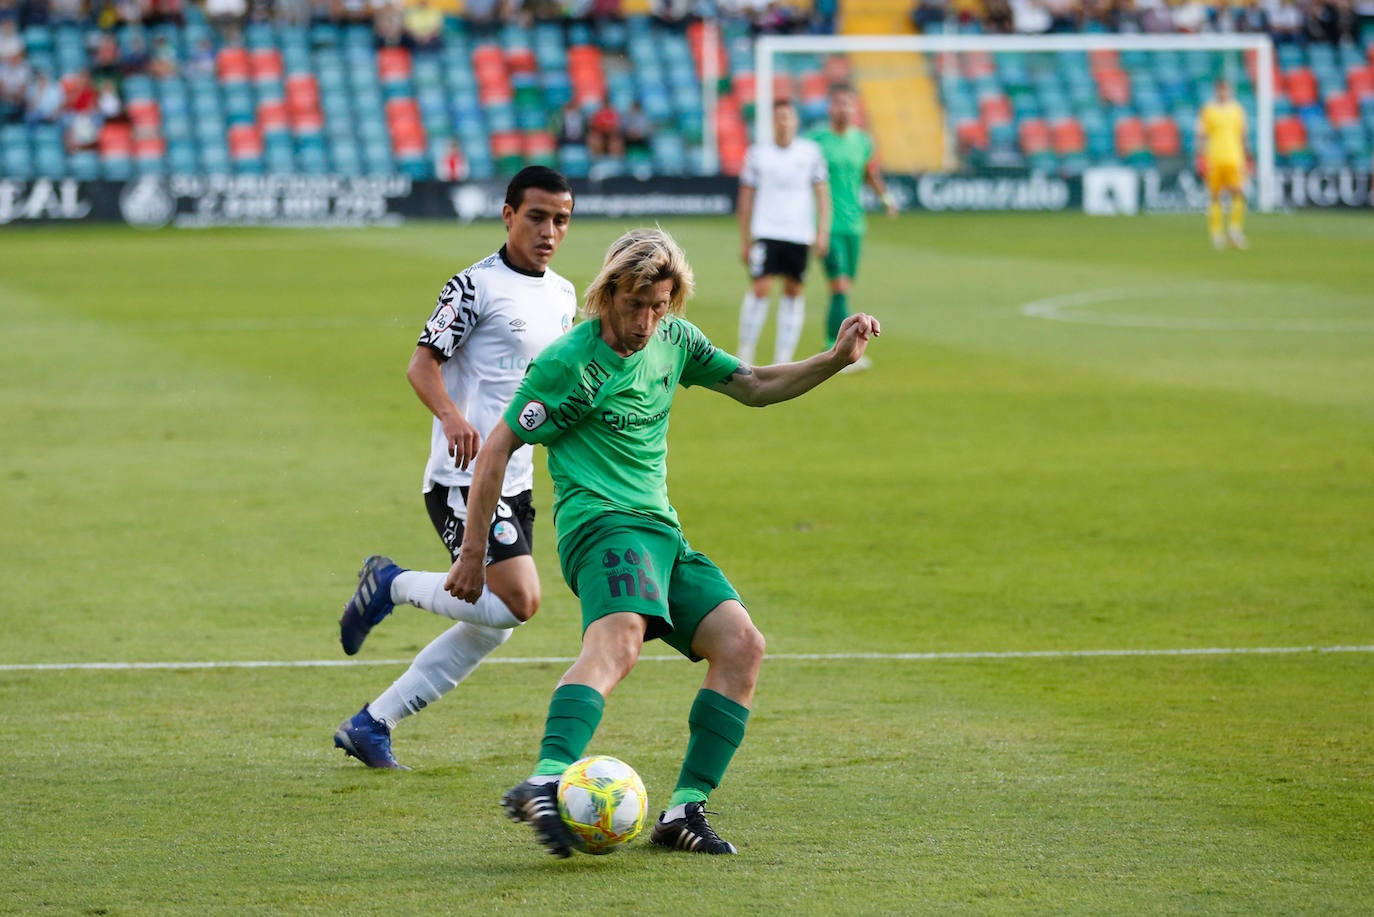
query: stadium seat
[
  {"left": 1145, "top": 117, "right": 1181, "bottom": 158},
  {"left": 1050, "top": 117, "right": 1086, "bottom": 156}
]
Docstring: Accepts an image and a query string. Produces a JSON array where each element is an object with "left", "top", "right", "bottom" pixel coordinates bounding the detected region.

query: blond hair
[{"left": 582, "top": 227, "right": 695, "bottom": 318}]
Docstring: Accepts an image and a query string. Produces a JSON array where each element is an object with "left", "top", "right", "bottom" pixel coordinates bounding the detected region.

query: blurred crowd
[
  {"left": 2, "top": 0, "right": 1372, "bottom": 151},
  {"left": 911, "top": 0, "right": 1374, "bottom": 44}
]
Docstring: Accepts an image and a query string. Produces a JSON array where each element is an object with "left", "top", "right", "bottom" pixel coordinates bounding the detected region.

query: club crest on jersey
[{"left": 518, "top": 400, "right": 548, "bottom": 431}]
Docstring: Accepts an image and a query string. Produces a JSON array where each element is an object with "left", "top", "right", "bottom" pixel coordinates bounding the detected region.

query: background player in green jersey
[
  {"left": 808, "top": 83, "right": 898, "bottom": 371},
  {"left": 446, "top": 228, "right": 881, "bottom": 857}
]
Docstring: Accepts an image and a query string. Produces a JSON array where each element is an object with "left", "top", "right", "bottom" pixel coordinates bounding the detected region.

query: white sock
[
  {"left": 737, "top": 292, "right": 768, "bottom": 364},
  {"left": 368, "top": 622, "right": 513, "bottom": 728},
  {"left": 392, "top": 571, "right": 521, "bottom": 628},
  {"left": 774, "top": 295, "right": 805, "bottom": 364}
]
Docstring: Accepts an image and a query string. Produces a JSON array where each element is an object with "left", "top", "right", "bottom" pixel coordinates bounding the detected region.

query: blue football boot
[
  {"left": 338, "top": 555, "right": 402, "bottom": 655},
  {"left": 333, "top": 705, "right": 408, "bottom": 770}
]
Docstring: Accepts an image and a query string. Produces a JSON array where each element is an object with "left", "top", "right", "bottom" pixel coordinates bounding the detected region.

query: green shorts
[
  {"left": 559, "top": 513, "right": 740, "bottom": 661},
  {"left": 824, "top": 232, "right": 864, "bottom": 280}
]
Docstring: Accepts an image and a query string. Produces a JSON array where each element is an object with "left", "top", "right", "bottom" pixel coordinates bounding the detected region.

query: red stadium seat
[
  {"left": 217, "top": 47, "right": 250, "bottom": 82},
  {"left": 978, "top": 94, "right": 1012, "bottom": 124},
  {"left": 227, "top": 124, "right": 263, "bottom": 158},
  {"left": 1095, "top": 69, "right": 1131, "bottom": 106},
  {"left": 1017, "top": 118, "right": 1050, "bottom": 154},
  {"left": 98, "top": 122, "right": 133, "bottom": 156},
  {"left": 1325, "top": 93, "right": 1357, "bottom": 126},
  {"left": 505, "top": 47, "right": 537, "bottom": 75},
  {"left": 1348, "top": 67, "right": 1374, "bottom": 99},
  {"left": 377, "top": 47, "right": 412, "bottom": 82},
  {"left": 1088, "top": 49, "right": 1120, "bottom": 72},
  {"left": 1275, "top": 116, "right": 1307, "bottom": 155},
  {"left": 1113, "top": 116, "right": 1146, "bottom": 157},
  {"left": 258, "top": 99, "right": 289, "bottom": 131},
  {"left": 250, "top": 49, "right": 284, "bottom": 82},
  {"left": 126, "top": 99, "right": 160, "bottom": 129},
  {"left": 489, "top": 130, "right": 522, "bottom": 157},
  {"left": 1050, "top": 117, "right": 1085, "bottom": 155},
  {"left": 955, "top": 119, "right": 988, "bottom": 151},
  {"left": 1283, "top": 68, "right": 1318, "bottom": 107},
  {"left": 522, "top": 131, "right": 557, "bottom": 157},
  {"left": 1145, "top": 117, "right": 1181, "bottom": 157},
  {"left": 133, "top": 135, "right": 166, "bottom": 159},
  {"left": 799, "top": 71, "right": 828, "bottom": 103}
]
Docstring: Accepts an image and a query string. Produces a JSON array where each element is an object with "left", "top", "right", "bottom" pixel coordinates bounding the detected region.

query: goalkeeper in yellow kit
[{"left": 1195, "top": 79, "right": 1250, "bottom": 250}]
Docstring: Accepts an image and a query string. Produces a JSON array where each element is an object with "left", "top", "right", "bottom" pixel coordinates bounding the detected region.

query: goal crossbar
[{"left": 755, "top": 33, "right": 1276, "bottom": 211}]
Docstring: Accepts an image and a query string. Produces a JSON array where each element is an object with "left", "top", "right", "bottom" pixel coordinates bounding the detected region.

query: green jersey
[
  {"left": 809, "top": 126, "right": 874, "bottom": 236},
  {"left": 504, "top": 315, "right": 740, "bottom": 551}
]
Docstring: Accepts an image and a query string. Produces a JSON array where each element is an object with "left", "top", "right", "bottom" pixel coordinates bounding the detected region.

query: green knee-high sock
[
  {"left": 826, "top": 291, "right": 848, "bottom": 346},
  {"left": 532, "top": 683, "right": 605, "bottom": 777},
  {"left": 667, "top": 689, "right": 751, "bottom": 808}
]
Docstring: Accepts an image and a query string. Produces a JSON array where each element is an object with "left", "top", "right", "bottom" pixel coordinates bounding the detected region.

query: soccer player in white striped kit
[
  {"left": 735, "top": 98, "right": 830, "bottom": 365},
  {"left": 332, "top": 167, "right": 577, "bottom": 769}
]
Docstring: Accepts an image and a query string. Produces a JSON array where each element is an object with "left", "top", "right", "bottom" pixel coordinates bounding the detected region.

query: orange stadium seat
[
  {"left": 1017, "top": 118, "right": 1051, "bottom": 154},
  {"left": 1095, "top": 69, "right": 1131, "bottom": 106},
  {"left": 258, "top": 98, "right": 289, "bottom": 131},
  {"left": 1113, "top": 116, "right": 1146, "bottom": 158},
  {"left": 1146, "top": 117, "right": 1181, "bottom": 157},
  {"left": 1050, "top": 117, "right": 1085, "bottom": 155},
  {"left": 217, "top": 47, "right": 250, "bottom": 82},
  {"left": 377, "top": 47, "right": 412, "bottom": 82},
  {"left": 978, "top": 94, "right": 1012, "bottom": 124},
  {"left": 227, "top": 124, "right": 263, "bottom": 157},
  {"left": 1275, "top": 116, "right": 1307, "bottom": 155},
  {"left": 250, "top": 49, "right": 284, "bottom": 82},
  {"left": 1283, "top": 68, "right": 1318, "bottom": 107}
]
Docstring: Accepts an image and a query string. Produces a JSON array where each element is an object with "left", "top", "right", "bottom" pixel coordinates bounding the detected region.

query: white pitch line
[{"left": 0, "top": 645, "right": 1370, "bottom": 673}]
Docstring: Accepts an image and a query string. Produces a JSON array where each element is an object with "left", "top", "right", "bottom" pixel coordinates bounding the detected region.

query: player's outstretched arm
[
  {"left": 444, "top": 420, "right": 523, "bottom": 602},
  {"left": 712, "top": 312, "right": 881, "bottom": 407}
]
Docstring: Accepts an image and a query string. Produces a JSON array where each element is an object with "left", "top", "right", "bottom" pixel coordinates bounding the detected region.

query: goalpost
[{"left": 754, "top": 33, "right": 1277, "bottom": 212}]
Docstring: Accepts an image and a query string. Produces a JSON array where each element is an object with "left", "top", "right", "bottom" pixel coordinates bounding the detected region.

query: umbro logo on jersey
[
  {"left": 509, "top": 318, "right": 527, "bottom": 332},
  {"left": 518, "top": 400, "right": 548, "bottom": 431}
]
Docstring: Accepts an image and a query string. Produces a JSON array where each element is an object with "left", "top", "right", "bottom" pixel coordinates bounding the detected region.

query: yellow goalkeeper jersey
[{"left": 1200, "top": 100, "right": 1246, "bottom": 165}]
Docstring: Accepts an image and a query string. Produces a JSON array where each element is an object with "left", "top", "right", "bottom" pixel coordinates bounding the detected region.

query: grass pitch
[{"left": 1, "top": 212, "right": 1371, "bottom": 914}]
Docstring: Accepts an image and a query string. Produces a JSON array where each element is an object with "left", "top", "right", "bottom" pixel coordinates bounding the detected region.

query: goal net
[{"left": 753, "top": 33, "right": 1276, "bottom": 214}]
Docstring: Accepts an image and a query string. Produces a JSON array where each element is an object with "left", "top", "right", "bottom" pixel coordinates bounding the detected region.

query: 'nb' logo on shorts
[{"left": 602, "top": 548, "right": 658, "bottom": 600}]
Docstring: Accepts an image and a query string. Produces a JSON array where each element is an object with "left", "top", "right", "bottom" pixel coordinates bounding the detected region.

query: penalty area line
[{"left": 0, "top": 645, "right": 1370, "bottom": 673}]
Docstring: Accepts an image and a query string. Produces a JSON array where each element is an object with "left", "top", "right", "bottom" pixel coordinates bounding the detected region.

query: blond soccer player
[{"left": 1195, "top": 79, "right": 1251, "bottom": 250}]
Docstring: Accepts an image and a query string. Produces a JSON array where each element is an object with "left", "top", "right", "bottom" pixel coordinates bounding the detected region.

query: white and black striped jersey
[
  {"left": 417, "top": 245, "right": 577, "bottom": 501},
  {"left": 740, "top": 138, "right": 828, "bottom": 246}
]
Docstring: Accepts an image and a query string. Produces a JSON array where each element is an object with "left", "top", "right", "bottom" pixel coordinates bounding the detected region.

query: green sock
[
  {"left": 826, "top": 291, "right": 848, "bottom": 346},
  {"left": 667, "top": 689, "right": 750, "bottom": 808},
  {"left": 532, "top": 683, "right": 604, "bottom": 777}
]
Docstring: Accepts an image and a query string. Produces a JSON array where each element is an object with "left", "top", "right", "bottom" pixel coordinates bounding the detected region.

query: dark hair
[
  {"left": 829, "top": 82, "right": 856, "bottom": 97},
  {"left": 772, "top": 97, "right": 796, "bottom": 110},
  {"left": 505, "top": 166, "right": 574, "bottom": 211}
]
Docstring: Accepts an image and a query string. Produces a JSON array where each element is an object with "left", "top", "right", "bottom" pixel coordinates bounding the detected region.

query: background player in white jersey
[
  {"left": 735, "top": 98, "right": 829, "bottom": 365},
  {"left": 332, "top": 167, "right": 578, "bottom": 769}
]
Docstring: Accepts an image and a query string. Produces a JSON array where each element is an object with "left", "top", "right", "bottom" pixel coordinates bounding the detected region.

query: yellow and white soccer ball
[{"left": 556, "top": 755, "right": 648, "bottom": 854}]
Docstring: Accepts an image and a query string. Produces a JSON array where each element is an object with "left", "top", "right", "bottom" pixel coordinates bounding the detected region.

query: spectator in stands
[
  {"left": 147, "top": 0, "right": 186, "bottom": 26},
  {"left": 464, "top": 0, "right": 500, "bottom": 30},
  {"left": 910, "top": 0, "right": 947, "bottom": 32},
  {"left": 148, "top": 34, "right": 179, "bottom": 77},
  {"left": 984, "top": 0, "right": 1014, "bottom": 32},
  {"left": 24, "top": 70, "right": 65, "bottom": 124},
  {"left": 373, "top": 1, "right": 405, "bottom": 48},
  {"left": 622, "top": 99, "right": 650, "bottom": 155},
  {"left": 187, "top": 37, "right": 215, "bottom": 75},
  {"left": 587, "top": 101, "right": 623, "bottom": 158},
  {"left": 404, "top": 0, "right": 444, "bottom": 53},
  {"left": 1137, "top": 0, "right": 1175, "bottom": 33},
  {"left": 1309, "top": 0, "right": 1356, "bottom": 43},
  {"left": 555, "top": 99, "right": 587, "bottom": 148},
  {"left": 95, "top": 75, "right": 124, "bottom": 123},
  {"left": 0, "top": 49, "right": 29, "bottom": 124},
  {"left": 64, "top": 69, "right": 99, "bottom": 150},
  {"left": 118, "top": 30, "right": 150, "bottom": 75},
  {"left": 652, "top": 0, "right": 692, "bottom": 28},
  {"left": 435, "top": 137, "right": 467, "bottom": 181},
  {"left": 48, "top": 0, "right": 86, "bottom": 25},
  {"left": 1265, "top": 0, "right": 1306, "bottom": 41},
  {"left": 206, "top": 0, "right": 248, "bottom": 42},
  {"left": 0, "top": 19, "right": 21, "bottom": 60},
  {"left": 1042, "top": 0, "right": 1079, "bottom": 32}
]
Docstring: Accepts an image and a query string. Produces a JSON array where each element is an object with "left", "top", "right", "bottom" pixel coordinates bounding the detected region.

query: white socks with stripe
[
  {"left": 391, "top": 570, "right": 521, "bottom": 629},
  {"left": 737, "top": 292, "right": 768, "bottom": 365},
  {"left": 368, "top": 622, "right": 513, "bottom": 728}
]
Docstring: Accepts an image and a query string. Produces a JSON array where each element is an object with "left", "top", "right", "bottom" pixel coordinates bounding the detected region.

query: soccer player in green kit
[
  {"left": 445, "top": 228, "right": 881, "bottom": 857},
  {"left": 808, "top": 83, "right": 897, "bottom": 372}
]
